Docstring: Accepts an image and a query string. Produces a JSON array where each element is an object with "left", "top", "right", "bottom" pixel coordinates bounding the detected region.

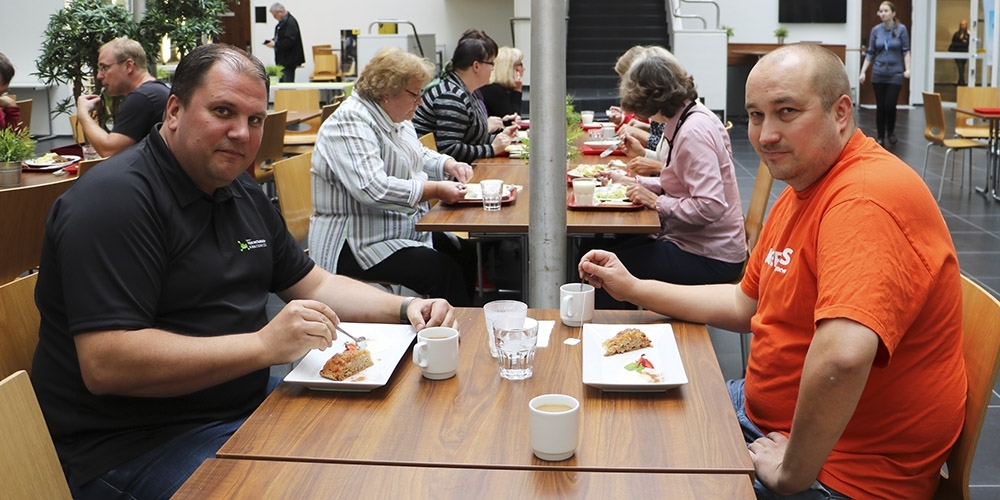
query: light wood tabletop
[
  {"left": 414, "top": 163, "right": 660, "bottom": 234},
  {"left": 173, "top": 458, "right": 755, "bottom": 499},
  {"left": 217, "top": 308, "right": 753, "bottom": 476}
]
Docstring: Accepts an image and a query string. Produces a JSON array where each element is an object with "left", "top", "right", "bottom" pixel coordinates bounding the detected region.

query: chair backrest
[
  {"left": 254, "top": 110, "right": 287, "bottom": 172},
  {"left": 745, "top": 160, "right": 774, "bottom": 252},
  {"left": 935, "top": 276, "right": 1000, "bottom": 500},
  {"left": 0, "top": 370, "right": 73, "bottom": 499},
  {"left": 0, "top": 177, "right": 77, "bottom": 285},
  {"left": 923, "top": 92, "right": 948, "bottom": 145},
  {"left": 311, "top": 52, "right": 340, "bottom": 80},
  {"left": 15, "top": 99, "right": 32, "bottom": 133},
  {"left": 77, "top": 157, "right": 105, "bottom": 177},
  {"left": 419, "top": 132, "right": 438, "bottom": 152},
  {"left": 321, "top": 101, "right": 341, "bottom": 123},
  {"left": 272, "top": 152, "right": 313, "bottom": 245},
  {"left": 955, "top": 86, "right": 999, "bottom": 136},
  {"left": 274, "top": 89, "right": 321, "bottom": 113},
  {"left": 0, "top": 274, "right": 40, "bottom": 378},
  {"left": 69, "top": 114, "right": 86, "bottom": 144},
  {"left": 312, "top": 44, "right": 333, "bottom": 58}
]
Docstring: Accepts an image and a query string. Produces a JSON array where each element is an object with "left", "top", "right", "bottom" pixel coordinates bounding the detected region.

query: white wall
[
  {"left": 252, "top": 0, "right": 515, "bottom": 81},
  {"left": 677, "top": 0, "right": 935, "bottom": 106}
]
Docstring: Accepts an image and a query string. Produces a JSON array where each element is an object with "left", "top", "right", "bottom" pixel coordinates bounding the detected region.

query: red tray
[
  {"left": 451, "top": 186, "right": 518, "bottom": 205},
  {"left": 579, "top": 144, "right": 624, "bottom": 156},
  {"left": 973, "top": 107, "right": 1000, "bottom": 114},
  {"left": 567, "top": 192, "right": 643, "bottom": 210}
]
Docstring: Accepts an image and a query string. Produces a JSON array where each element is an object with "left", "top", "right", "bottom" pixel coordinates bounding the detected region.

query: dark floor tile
[
  {"left": 970, "top": 407, "right": 1000, "bottom": 485},
  {"left": 971, "top": 487, "right": 1000, "bottom": 500}
]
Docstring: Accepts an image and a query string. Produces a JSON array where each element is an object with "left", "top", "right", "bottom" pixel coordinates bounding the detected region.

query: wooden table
[
  {"left": 217, "top": 308, "right": 753, "bottom": 476},
  {"left": 174, "top": 459, "right": 754, "bottom": 499},
  {"left": 285, "top": 109, "right": 321, "bottom": 125},
  {"left": 955, "top": 107, "right": 1000, "bottom": 202},
  {"left": 1, "top": 170, "right": 76, "bottom": 190}
]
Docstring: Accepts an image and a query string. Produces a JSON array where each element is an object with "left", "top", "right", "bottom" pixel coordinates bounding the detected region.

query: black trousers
[
  {"left": 872, "top": 82, "right": 902, "bottom": 140},
  {"left": 336, "top": 232, "right": 476, "bottom": 307}
]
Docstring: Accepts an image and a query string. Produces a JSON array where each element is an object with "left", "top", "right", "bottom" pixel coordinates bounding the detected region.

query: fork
[{"left": 336, "top": 324, "right": 367, "bottom": 350}]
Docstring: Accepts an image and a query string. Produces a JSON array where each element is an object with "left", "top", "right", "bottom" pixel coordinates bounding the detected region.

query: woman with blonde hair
[
  {"left": 478, "top": 46, "right": 524, "bottom": 126},
  {"left": 311, "top": 46, "right": 477, "bottom": 306}
]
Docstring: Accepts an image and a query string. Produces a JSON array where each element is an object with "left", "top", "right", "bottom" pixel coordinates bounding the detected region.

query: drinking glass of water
[{"left": 494, "top": 317, "right": 538, "bottom": 380}]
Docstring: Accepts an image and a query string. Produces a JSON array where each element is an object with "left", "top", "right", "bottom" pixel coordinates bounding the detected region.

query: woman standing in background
[{"left": 859, "top": 1, "right": 911, "bottom": 147}]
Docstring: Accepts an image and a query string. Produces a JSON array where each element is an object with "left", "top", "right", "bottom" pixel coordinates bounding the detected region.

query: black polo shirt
[{"left": 32, "top": 126, "right": 314, "bottom": 484}]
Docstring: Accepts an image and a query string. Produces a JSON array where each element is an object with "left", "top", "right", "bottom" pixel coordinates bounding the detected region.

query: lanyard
[{"left": 664, "top": 101, "right": 698, "bottom": 169}]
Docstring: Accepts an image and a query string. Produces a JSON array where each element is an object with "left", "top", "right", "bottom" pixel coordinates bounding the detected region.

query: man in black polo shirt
[{"left": 32, "top": 43, "right": 455, "bottom": 500}]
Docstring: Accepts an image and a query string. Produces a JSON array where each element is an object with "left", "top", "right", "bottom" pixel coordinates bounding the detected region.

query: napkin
[{"left": 536, "top": 320, "right": 555, "bottom": 347}]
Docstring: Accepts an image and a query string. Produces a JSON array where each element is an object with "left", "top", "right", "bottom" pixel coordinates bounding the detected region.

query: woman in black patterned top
[{"left": 413, "top": 29, "right": 518, "bottom": 163}]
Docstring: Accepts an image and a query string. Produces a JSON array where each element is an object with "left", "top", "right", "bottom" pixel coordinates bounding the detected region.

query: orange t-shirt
[{"left": 741, "top": 130, "right": 966, "bottom": 499}]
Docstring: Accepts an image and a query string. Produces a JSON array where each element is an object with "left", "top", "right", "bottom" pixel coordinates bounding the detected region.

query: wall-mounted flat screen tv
[{"left": 778, "top": 1, "right": 847, "bottom": 23}]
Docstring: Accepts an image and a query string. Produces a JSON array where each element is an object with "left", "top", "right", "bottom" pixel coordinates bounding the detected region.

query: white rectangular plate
[
  {"left": 582, "top": 324, "right": 688, "bottom": 392},
  {"left": 284, "top": 323, "right": 416, "bottom": 391},
  {"left": 23, "top": 155, "right": 81, "bottom": 170}
]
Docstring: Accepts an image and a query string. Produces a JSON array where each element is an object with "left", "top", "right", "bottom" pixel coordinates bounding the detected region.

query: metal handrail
[
  {"left": 366, "top": 19, "right": 425, "bottom": 57},
  {"left": 681, "top": 0, "right": 720, "bottom": 29},
  {"left": 510, "top": 17, "right": 530, "bottom": 47},
  {"left": 664, "top": 0, "right": 706, "bottom": 30}
]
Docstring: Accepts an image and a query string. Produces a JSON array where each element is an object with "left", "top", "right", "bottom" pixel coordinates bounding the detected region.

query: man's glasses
[
  {"left": 97, "top": 60, "right": 127, "bottom": 74},
  {"left": 478, "top": 61, "right": 495, "bottom": 67}
]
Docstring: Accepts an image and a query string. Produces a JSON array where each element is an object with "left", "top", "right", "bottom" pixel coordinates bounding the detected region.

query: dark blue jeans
[
  {"left": 68, "top": 376, "right": 281, "bottom": 500},
  {"left": 728, "top": 379, "right": 852, "bottom": 500}
]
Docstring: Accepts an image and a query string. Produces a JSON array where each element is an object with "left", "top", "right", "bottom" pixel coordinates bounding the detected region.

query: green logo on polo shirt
[{"left": 237, "top": 239, "right": 268, "bottom": 252}]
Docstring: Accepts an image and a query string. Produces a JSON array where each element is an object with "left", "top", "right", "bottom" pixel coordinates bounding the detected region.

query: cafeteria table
[
  {"left": 217, "top": 308, "right": 754, "bottom": 477},
  {"left": 173, "top": 459, "right": 754, "bottom": 499},
  {"left": 955, "top": 107, "right": 1000, "bottom": 202}
]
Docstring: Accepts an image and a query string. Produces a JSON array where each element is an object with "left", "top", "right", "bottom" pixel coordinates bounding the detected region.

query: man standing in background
[{"left": 265, "top": 2, "right": 305, "bottom": 83}]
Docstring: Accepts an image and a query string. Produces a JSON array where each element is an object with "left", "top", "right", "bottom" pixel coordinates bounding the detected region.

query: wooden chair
[
  {"left": 15, "top": 99, "right": 32, "bottom": 134},
  {"left": 272, "top": 152, "right": 313, "bottom": 249},
  {"left": 0, "top": 274, "right": 40, "bottom": 378},
  {"left": 249, "top": 110, "right": 287, "bottom": 184},
  {"left": 275, "top": 88, "right": 322, "bottom": 153},
  {"left": 745, "top": 160, "right": 774, "bottom": 252},
  {"left": 954, "top": 86, "right": 999, "bottom": 140},
  {"left": 283, "top": 102, "right": 342, "bottom": 156},
  {"left": 0, "top": 370, "right": 72, "bottom": 499},
  {"left": 0, "top": 177, "right": 77, "bottom": 285},
  {"left": 418, "top": 132, "right": 438, "bottom": 152},
  {"left": 921, "top": 92, "right": 986, "bottom": 200},
  {"left": 77, "top": 157, "right": 105, "bottom": 177},
  {"left": 311, "top": 44, "right": 333, "bottom": 59},
  {"left": 69, "top": 114, "right": 86, "bottom": 144},
  {"left": 934, "top": 276, "right": 1000, "bottom": 500},
  {"left": 737, "top": 160, "right": 775, "bottom": 370},
  {"left": 310, "top": 52, "right": 340, "bottom": 82}
]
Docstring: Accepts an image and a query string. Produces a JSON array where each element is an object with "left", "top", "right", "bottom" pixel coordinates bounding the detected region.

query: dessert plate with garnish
[
  {"left": 581, "top": 324, "right": 688, "bottom": 392},
  {"left": 284, "top": 323, "right": 416, "bottom": 391}
]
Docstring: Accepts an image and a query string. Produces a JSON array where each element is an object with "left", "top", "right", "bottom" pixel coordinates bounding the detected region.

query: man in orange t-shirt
[{"left": 579, "top": 43, "right": 965, "bottom": 499}]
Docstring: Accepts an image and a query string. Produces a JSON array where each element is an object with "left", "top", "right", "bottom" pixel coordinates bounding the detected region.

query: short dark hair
[
  {"left": 449, "top": 29, "right": 498, "bottom": 71},
  {"left": 0, "top": 52, "right": 14, "bottom": 86},
  {"left": 619, "top": 53, "right": 698, "bottom": 120},
  {"left": 170, "top": 44, "right": 268, "bottom": 106}
]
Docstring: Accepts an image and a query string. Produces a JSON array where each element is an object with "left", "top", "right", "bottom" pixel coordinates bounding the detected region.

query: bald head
[{"left": 752, "top": 44, "right": 852, "bottom": 111}]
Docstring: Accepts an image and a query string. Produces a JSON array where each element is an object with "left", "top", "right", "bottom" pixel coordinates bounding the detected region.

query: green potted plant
[
  {"left": 0, "top": 127, "right": 37, "bottom": 187},
  {"left": 265, "top": 65, "right": 284, "bottom": 85},
  {"left": 721, "top": 25, "right": 735, "bottom": 41},
  {"left": 774, "top": 27, "right": 789, "bottom": 44},
  {"left": 520, "top": 95, "right": 583, "bottom": 163}
]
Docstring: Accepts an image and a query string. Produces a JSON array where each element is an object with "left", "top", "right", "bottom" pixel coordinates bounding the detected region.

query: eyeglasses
[
  {"left": 97, "top": 60, "right": 127, "bottom": 74},
  {"left": 404, "top": 88, "right": 423, "bottom": 101},
  {"left": 478, "top": 60, "right": 495, "bottom": 67}
]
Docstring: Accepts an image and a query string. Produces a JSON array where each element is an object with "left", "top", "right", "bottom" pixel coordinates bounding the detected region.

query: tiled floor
[
  {"left": 719, "top": 105, "right": 1000, "bottom": 498},
  {"left": 40, "top": 102, "right": 998, "bottom": 495}
]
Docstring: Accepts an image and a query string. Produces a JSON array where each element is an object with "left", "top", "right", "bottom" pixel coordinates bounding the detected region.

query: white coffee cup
[
  {"left": 529, "top": 394, "right": 580, "bottom": 461},
  {"left": 411, "top": 327, "right": 460, "bottom": 380},
  {"left": 580, "top": 110, "right": 594, "bottom": 124},
  {"left": 560, "top": 283, "right": 595, "bottom": 327},
  {"left": 601, "top": 123, "right": 617, "bottom": 140},
  {"left": 572, "top": 178, "right": 597, "bottom": 207}
]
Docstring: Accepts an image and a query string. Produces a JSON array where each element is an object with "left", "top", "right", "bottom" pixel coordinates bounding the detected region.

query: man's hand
[
  {"left": 76, "top": 94, "right": 102, "bottom": 116},
  {"left": 578, "top": 249, "right": 638, "bottom": 302},
  {"left": 260, "top": 300, "right": 336, "bottom": 364},
  {"left": 264, "top": 39, "right": 275, "bottom": 49},
  {"left": 405, "top": 298, "right": 456, "bottom": 331},
  {"left": 748, "top": 432, "right": 794, "bottom": 494}
]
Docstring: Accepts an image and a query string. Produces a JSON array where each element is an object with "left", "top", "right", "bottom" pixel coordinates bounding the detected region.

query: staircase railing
[
  {"left": 366, "top": 19, "right": 426, "bottom": 57},
  {"left": 665, "top": 0, "right": 722, "bottom": 30}
]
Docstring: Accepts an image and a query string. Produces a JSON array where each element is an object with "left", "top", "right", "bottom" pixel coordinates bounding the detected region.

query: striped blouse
[
  {"left": 412, "top": 72, "right": 495, "bottom": 163},
  {"left": 308, "top": 94, "right": 452, "bottom": 272}
]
